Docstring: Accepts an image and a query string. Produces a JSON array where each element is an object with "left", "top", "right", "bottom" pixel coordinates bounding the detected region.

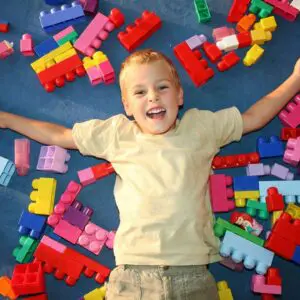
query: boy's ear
[
  {"left": 122, "top": 98, "right": 133, "bottom": 116},
  {"left": 178, "top": 88, "right": 184, "bottom": 106}
]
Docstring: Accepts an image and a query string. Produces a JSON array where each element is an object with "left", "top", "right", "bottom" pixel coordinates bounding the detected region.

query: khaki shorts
[{"left": 105, "top": 264, "right": 219, "bottom": 300}]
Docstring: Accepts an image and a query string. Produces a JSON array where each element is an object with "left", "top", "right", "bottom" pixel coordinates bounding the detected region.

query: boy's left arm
[{"left": 242, "top": 59, "right": 300, "bottom": 134}]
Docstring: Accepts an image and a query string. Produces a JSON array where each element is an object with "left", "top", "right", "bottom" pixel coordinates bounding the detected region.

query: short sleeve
[{"left": 72, "top": 114, "right": 124, "bottom": 160}]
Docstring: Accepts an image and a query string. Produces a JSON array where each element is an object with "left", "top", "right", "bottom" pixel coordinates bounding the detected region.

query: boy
[{"left": 1, "top": 49, "right": 300, "bottom": 299}]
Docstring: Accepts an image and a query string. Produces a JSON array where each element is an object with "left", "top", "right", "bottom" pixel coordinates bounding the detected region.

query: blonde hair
[{"left": 119, "top": 49, "right": 181, "bottom": 96}]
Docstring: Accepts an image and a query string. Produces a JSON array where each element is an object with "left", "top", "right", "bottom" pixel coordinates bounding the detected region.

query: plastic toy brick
[
  {"left": 219, "top": 256, "right": 244, "bottom": 271},
  {"left": 270, "top": 163, "right": 294, "bottom": 180},
  {"left": 220, "top": 231, "right": 274, "bottom": 274},
  {"left": 281, "top": 127, "right": 300, "bottom": 140},
  {"left": 251, "top": 274, "right": 282, "bottom": 294},
  {"left": 254, "top": 16, "right": 277, "bottom": 31},
  {"left": 249, "top": 0, "right": 274, "bottom": 18},
  {"left": 236, "top": 31, "right": 252, "bottom": 48},
  {"left": 11, "top": 262, "right": 45, "bottom": 296},
  {"left": 77, "top": 222, "right": 109, "bottom": 255},
  {"left": 209, "top": 174, "right": 235, "bottom": 213},
  {"left": 250, "top": 29, "right": 272, "bottom": 45},
  {"left": 243, "top": 43, "right": 264, "bottom": 66},
  {"left": 53, "top": 26, "right": 78, "bottom": 45},
  {"left": 0, "top": 156, "right": 15, "bottom": 186},
  {"left": 266, "top": 267, "right": 282, "bottom": 285},
  {"left": 20, "top": 34, "right": 34, "bottom": 56},
  {"left": 284, "top": 137, "right": 300, "bottom": 167},
  {"left": 246, "top": 163, "right": 271, "bottom": 176},
  {"left": 291, "top": 0, "right": 300, "bottom": 10},
  {"left": 106, "top": 231, "right": 115, "bottom": 249},
  {"left": 26, "top": 294, "right": 48, "bottom": 300},
  {"left": 47, "top": 180, "right": 81, "bottom": 227},
  {"left": 0, "top": 40, "right": 14, "bottom": 59},
  {"left": 286, "top": 203, "right": 300, "bottom": 219},
  {"left": 33, "top": 235, "right": 110, "bottom": 285},
  {"left": 216, "top": 34, "right": 239, "bottom": 52},
  {"left": 194, "top": 0, "right": 211, "bottom": 23},
  {"left": 212, "top": 152, "right": 260, "bottom": 169},
  {"left": 217, "top": 281, "right": 233, "bottom": 300},
  {"left": 202, "top": 41, "right": 222, "bottom": 63},
  {"left": 29, "top": 177, "right": 56, "bottom": 215},
  {"left": 85, "top": 66, "right": 103, "bottom": 85},
  {"left": 80, "top": 285, "right": 106, "bottom": 300},
  {"left": 79, "top": 0, "right": 99, "bottom": 15},
  {"left": 78, "top": 163, "right": 114, "bottom": 186},
  {"left": 37, "top": 145, "right": 70, "bottom": 173},
  {"left": 45, "top": 0, "right": 68, "bottom": 4},
  {"left": 233, "top": 176, "right": 259, "bottom": 191},
  {"left": 257, "top": 136, "right": 284, "bottom": 158},
  {"left": 227, "top": 0, "right": 251, "bottom": 22},
  {"left": 75, "top": 9, "right": 124, "bottom": 56},
  {"left": 212, "top": 27, "right": 235, "bottom": 43},
  {"left": 0, "top": 20, "right": 9, "bottom": 33},
  {"left": 292, "top": 245, "right": 300, "bottom": 264},
  {"left": 83, "top": 51, "right": 107, "bottom": 69},
  {"left": 117, "top": 11, "right": 162, "bottom": 52},
  {"left": 108, "top": 8, "right": 125, "bottom": 28},
  {"left": 13, "top": 236, "right": 39, "bottom": 263},
  {"left": 279, "top": 94, "right": 300, "bottom": 128},
  {"left": 18, "top": 210, "right": 47, "bottom": 239},
  {"left": 230, "top": 211, "right": 263, "bottom": 236},
  {"left": 234, "top": 190, "right": 260, "bottom": 207},
  {"left": 271, "top": 210, "right": 283, "bottom": 226},
  {"left": 34, "top": 37, "right": 58, "bottom": 57},
  {"left": 53, "top": 47, "right": 77, "bottom": 63},
  {"left": 53, "top": 219, "right": 83, "bottom": 243},
  {"left": 185, "top": 34, "right": 207, "bottom": 50},
  {"left": 0, "top": 276, "right": 17, "bottom": 299},
  {"left": 264, "top": 0, "right": 299, "bottom": 21},
  {"left": 236, "top": 14, "right": 256, "bottom": 32},
  {"left": 14, "top": 138, "right": 30, "bottom": 176},
  {"left": 266, "top": 187, "right": 284, "bottom": 211},
  {"left": 214, "top": 217, "right": 264, "bottom": 246},
  {"left": 217, "top": 51, "right": 240, "bottom": 72},
  {"left": 246, "top": 200, "right": 269, "bottom": 219}
]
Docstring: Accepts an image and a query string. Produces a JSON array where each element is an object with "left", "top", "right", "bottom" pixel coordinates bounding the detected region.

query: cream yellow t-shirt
[{"left": 72, "top": 107, "right": 243, "bottom": 265}]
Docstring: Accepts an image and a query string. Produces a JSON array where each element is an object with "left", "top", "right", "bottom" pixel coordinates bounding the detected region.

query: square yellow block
[
  {"left": 260, "top": 16, "right": 277, "bottom": 32},
  {"left": 251, "top": 29, "right": 272, "bottom": 45},
  {"left": 272, "top": 210, "right": 283, "bottom": 226},
  {"left": 243, "top": 44, "right": 264, "bottom": 67},
  {"left": 286, "top": 203, "right": 300, "bottom": 219}
]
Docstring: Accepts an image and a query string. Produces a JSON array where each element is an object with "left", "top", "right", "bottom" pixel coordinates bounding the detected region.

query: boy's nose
[{"left": 148, "top": 92, "right": 159, "bottom": 102}]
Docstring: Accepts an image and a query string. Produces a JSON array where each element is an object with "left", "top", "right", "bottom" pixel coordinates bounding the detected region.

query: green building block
[
  {"left": 249, "top": 0, "right": 273, "bottom": 18},
  {"left": 214, "top": 217, "right": 264, "bottom": 247},
  {"left": 13, "top": 236, "right": 39, "bottom": 263},
  {"left": 57, "top": 31, "right": 78, "bottom": 46},
  {"left": 194, "top": 0, "right": 211, "bottom": 23},
  {"left": 246, "top": 199, "right": 269, "bottom": 219}
]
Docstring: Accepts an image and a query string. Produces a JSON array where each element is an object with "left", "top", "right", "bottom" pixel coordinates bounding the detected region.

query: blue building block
[
  {"left": 44, "top": 0, "right": 68, "bottom": 5},
  {"left": 0, "top": 156, "right": 15, "bottom": 186},
  {"left": 39, "top": 1, "right": 85, "bottom": 29},
  {"left": 257, "top": 135, "right": 284, "bottom": 158},
  {"left": 34, "top": 37, "right": 58, "bottom": 57},
  {"left": 292, "top": 245, "right": 300, "bottom": 265},
  {"left": 18, "top": 210, "right": 47, "bottom": 239},
  {"left": 43, "top": 15, "right": 85, "bottom": 33},
  {"left": 233, "top": 176, "right": 259, "bottom": 191}
]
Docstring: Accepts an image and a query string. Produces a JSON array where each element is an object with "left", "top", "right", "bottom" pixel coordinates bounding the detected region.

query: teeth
[{"left": 147, "top": 107, "right": 166, "bottom": 114}]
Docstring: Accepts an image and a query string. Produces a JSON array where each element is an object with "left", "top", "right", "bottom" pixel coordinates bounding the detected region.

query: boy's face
[{"left": 122, "top": 60, "right": 183, "bottom": 135}]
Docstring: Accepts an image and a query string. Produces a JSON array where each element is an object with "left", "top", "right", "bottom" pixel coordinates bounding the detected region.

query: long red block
[
  {"left": 264, "top": 0, "right": 299, "bottom": 21},
  {"left": 212, "top": 152, "right": 260, "bottom": 169},
  {"left": 91, "top": 162, "right": 114, "bottom": 179},
  {"left": 265, "top": 187, "right": 284, "bottom": 212},
  {"left": 202, "top": 41, "right": 222, "bottom": 63},
  {"left": 227, "top": 0, "right": 251, "bottom": 22},
  {"left": 217, "top": 51, "right": 240, "bottom": 71},
  {"left": 26, "top": 294, "right": 48, "bottom": 300}
]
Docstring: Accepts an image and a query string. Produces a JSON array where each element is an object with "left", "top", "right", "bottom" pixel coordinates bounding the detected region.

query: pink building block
[
  {"left": 99, "top": 60, "right": 115, "bottom": 84},
  {"left": 53, "top": 219, "right": 82, "bottom": 244},
  {"left": 106, "top": 231, "right": 115, "bottom": 249},
  {"left": 209, "top": 174, "right": 235, "bottom": 212},
  {"left": 86, "top": 66, "right": 103, "bottom": 85},
  {"left": 47, "top": 181, "right": 82, "bottom": 227},
  {"left": 53, "top": 26, "right": 76, "bottom": 42},
  {"left": 20, "top": 34, "right": 34, "bottom": 56},
  {"left": 219, "top": 256, "right": 244, "bottom": 271},
  {"left": 246, "top": 163, "right": 270, "bottom": 176},
  {"left": 283, "top": 137, "right": 300, "bottom": 166},
  {"left": 185, "top": 34, "right": 207, "bottom": 50},
  {"left": 279, "top": 94, "right": 300, "bottom": 128},
  {"left": 14, "top": 138, "right": 30, "bottom": 176},
  {"left": 37, "top": 145, "right": 70, "bottom": 173},
  {"left": 0, "top": 40, "right": 14, "bottom": 59},
  {"left": 77, "top": 167, "right": 95, "bottom": 185},
  {"left": 270, "top": 163, "right": 294, "bottom": 180},
  {"left": 212, "top": 26, "right": 235, "bottom": 42},
  {"left": 264, "top": 0, "right": 299, "bottom": 21},
  {"left": 251, "top": 274, "right": 282, "bottom": 294}
]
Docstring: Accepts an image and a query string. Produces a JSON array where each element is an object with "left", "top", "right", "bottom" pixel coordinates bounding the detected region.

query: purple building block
[
  {"left": 79, "top": 0, "right": 98, "bottom": 15},
  {"left": 185, "top": 34, "right": 207, "bottom": 50},
  {"left": 37, "top": 145, "right": 70, "bottom": 173},
  {"left": 270, "top": 163, "right": 294, "bottom": 180},
  {"left": 246, "top": 163, "right": 270, "bottom": 176}
]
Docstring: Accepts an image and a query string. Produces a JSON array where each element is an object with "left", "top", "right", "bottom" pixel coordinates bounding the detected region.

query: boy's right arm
[{"left": 0, "top": 111, "right": 78, "bottom": 149}]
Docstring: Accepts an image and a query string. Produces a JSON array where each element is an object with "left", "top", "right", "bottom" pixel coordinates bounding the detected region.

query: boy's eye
[
  {"left": 134, "top": 91, "right": 145, "bottom": 95},
  {"left": 159, "top": 86, "right": 168, "bottom": 90}
]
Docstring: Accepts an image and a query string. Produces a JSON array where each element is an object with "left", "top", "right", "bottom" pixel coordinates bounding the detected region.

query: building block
[
  {"left": 80, "top": 285, "right": 106, "bottom": 300},
  {"left": 271, "top": 210, "right": 283, "bottom": 226},
  {"left": 220, "top": 231, "right": 274, "bottom": 274},
  {"left": 234, "top": 190, "right": 260, "bottom": 207},
  {"left": 44, "top": 0, "right": 68, "bottom": 4},
  {"left": 79, "top": 0, "right": 99, "bottom": 15},
  {"left": 20, "top": 34, "right": 34, "bottom": 56},
  {"left": 216, "top": 34, "right": 239, "bottom": 52},
  {"left": 29, "top": 177, "right": 56, "bottom": 215},
  {"left": 291, "top": 0, "right": 300, "bottom": 10},
  {"left": 279, "top": 94, "right": 300, "bottom": 128},
  {"left": 25, "top": 294, "right": 48, "bottom": 300},
  {"left": 246, "top": 163, "right": 271, "bottom": 176},
  {"left": 37, "top": 145, "right": 70, "bottom": 173},
  {"left": 117, "top": 11, "right": 161, "bottom": 52},
  {"left": 173, "top": 41, "right": 214, "bottom": 87},
  {"left": 266, "top": 268, "right": 282, "bottom": 285},
  {"left": 107, "top": 7, "right": 125, "bottom": 28},
  {"left": 286, "top": 203, "right": 300, "bottom": 219},
  {"left": 106, "top": 231, "right": 115, "bottom": 249},
  {"left": 292, "top": 245, "right": 300, "bottom": 264},
  {"left": 212, "top": 27, "right": 235, "bottom": 43},
  {"left": 246, "top": 200, "right": 269, "bottom": 219},
  {"left": 227, "top": 0, "right": 251, "bottom": 22},
  {"left": 243, "top": 44, "right": 264, "bottom": 66},
  {"left": 75, "top": 9, "right": 124, "bottom": 56},
  {"left": 202, "top": 41, "right": 222, "bottom": 63},
  {"left": 219, "top": 256, "right": 244, "bottom": 271},
  {"left": 18, "top": 210, "right": 47, "bottom": 239},
  {"left": 212, "top": 152, "right": 260, "bottom": 169},
  {"left": 233, "top": 176, "right": 259, "bottom": 191},
  {"left": 254, "top": 16, "right": 277, "bottom": 31},
  {"left": 0, "top": 276, "right": 17, "bottom": 300},
  {"left": 257, "top": 136, "right": 284, "bottom": 158},
  {"left": 249, "top": 0, "right": 274, "bottom": 18},
  {"left": 11, "top": 262, "right": 45, "bottom": 296},
  {"left": 34, "top": 37, "right": 58, "bottom": 58},
  {"left": 14, "top": 138, "right": 30, "bottom": 176},
  {"left": 47, "top": 180, "right": 82, "bottom": 227},
  {"left": 53, "top": 26, "right": 78, "bottom": 45},
  {"left": 0, "top": 156, "right": 15, "bottom": 186},
  {"left": 53, "top": 219, "right": 82, "bottom": 243},
  {"left": 185, "top": 34, "right": 207, "bottom": 50},
  {"left": 217, "top": 51, "right": 240, "bottom": 72},
  {"left": 230, "top": 211, "right": 263, "bottom": 236},
  {"left": 250, "top": 28, "right": 272, "bottom": 45},
  {"left": 266, "top": 187, "right": 285, "bottom": 211},
  {"left": 270, "top": 163, "right": 294, "bottom": 180},
  {"left": 281, "top": 127, "right": 300, "bottom": 140},
  {"left": 214, "top": 217, "right": 264, "bottom": 246},
  {"left": 217, "top": 281, "right": 233, "bottom": 300},
  {"left": 283, "top": 137, "right": 300, "bottom": 166},
  {"left": 251, "top": 274, "right": 282, "bottom": 294},
  {"left": 0, "top": 40, "right": 14, "bottom": 59},
  {"left": 264, "top": 0, "right": 299, "bottom": 21},
  {"left": 194, "top": 0, "right": 211, "bottom": 23},
  {"left": 236, "top": 14, "right": 256, "bottom": 32},
  {"left": 33, "top": 235, "right": 110, "bottom": 285},
  {"left": 236, "top": 31, "right": 252, "bottom": 48},
  {"left": 13, "top": 236, "right": 39, "bottom": 263},
  {"left": 0, "top": 20, "right": 9, "bottom": 33}
]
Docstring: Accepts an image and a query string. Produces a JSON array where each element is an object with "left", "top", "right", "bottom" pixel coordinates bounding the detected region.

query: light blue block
[{"left": 0, "top": 156, "right": 15, "bottom": 186}]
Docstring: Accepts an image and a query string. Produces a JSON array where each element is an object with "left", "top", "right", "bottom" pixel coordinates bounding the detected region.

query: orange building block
[{"left": 0, "top": 276, "right": 17, "bottom": 299}]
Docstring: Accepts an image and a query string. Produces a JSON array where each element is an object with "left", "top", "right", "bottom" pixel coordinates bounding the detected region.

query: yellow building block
[
  {"left": 217, "top": 281, "right": 234, "bottom": 300},
  {"left": 250, "top": 29, "right": 272, "bottom": 45},
  {"left": 243, "top": 44, "right": 264, "bottom": 67},
  {"left": 234, "top": 191, "right": 259, "bottom": 207},
  {"left": 0, "top": 276, "right": 17, "bottom": 300},
  {"left": 286, "top": 203, "right": 300, "bottom": 219},
  {"left": 254, "top": 16, "right": 277, "bottom": 32},
  {"left": 31, "top": 42, "right": 73, "bottom": 73},
  {"left": 83, "top": 51, "right": 107, "bottom": 70},
  {"left": 272, "top": 210, "right": 283, "bottom": 226},
  {"left": 54, "top": 48, "right": 77, "bottom": 64},
  {"left": 83, "top": 285, "right": 106, "bottom": 300},
  {"left": 29, "top": 177, "right": 56, "bottom": 215}
]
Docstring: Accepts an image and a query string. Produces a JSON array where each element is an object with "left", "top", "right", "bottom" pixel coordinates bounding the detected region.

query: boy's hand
[
  {"left": 0, "top": 111, "right": 7, "bottom": 129},
  {"left": 293, "top": 58, "right": 300, "bottom": 81}
]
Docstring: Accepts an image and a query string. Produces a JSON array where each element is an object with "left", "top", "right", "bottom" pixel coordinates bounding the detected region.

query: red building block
[
  {"left": 265, "top": 187, "right": 284, "bottom": 212},
  {"left": 212, "top": 152, "right": 260, "bottom": 169},
  {"left": 237, "top": 31, "right": 252, "bottom": 48},
  {"left": 202, "top": 41, "right": 222, "bottom": 63},
  {"left": 227, "top": 0, "right": 251, "bottom": 22},
  {"left": 91, "top": 162, "right": 114, "bottom": 179},
  {"left": 0, "top": 20, "right": 9, "bottom": 33},
  {"left": 174, "top": 41, "right": 214, "bottom": 87},
  {"left": 217, "top": 51, "right": 240, "bottom": 71},
  {"left": 108, "top": 8, "right": 125, "bottom": 28},
  {"left": 117, "top": 11, "right": 162, "bottom": 51},
  {"left": 280, "top": 127, "right": 300, "bottom": 140},
  {"left": 26, "top": 294, "right": 48, "bottom": 300},
  {"left": 266, "top": 267, "right": 282, "bottom": 286},
  {"left": 262, "top": 295, "right": 275, "bottom": 300},
  {"left": 264, "top": 0, "right": 299, "bottom": 21}
]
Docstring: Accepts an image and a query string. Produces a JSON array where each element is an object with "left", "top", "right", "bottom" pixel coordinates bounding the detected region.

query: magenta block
[
  {"left": 14, "top": 138, "right": 30, "bottom": 176},
  {"left": 106, "top": 231, "right": 115, "bottom": 249},
  {"left": 20, "top": 34, "right": 34, "bottom": 56},
  {"left": 219, "top": 257, "right": 244, "bottom": 272},
  {"left": 185, "top": 34, "right": 207, "bottom": 50},
  {"left": 86, "top": 66, "right": 103, "bottom": 86},
  {"left": 99, "top": 60, "right": 114, "bottom": 83},
  {"left": 79, "top": 0, "right": 99, "bottom": 15},
  {"left": 246, "top": 163, "right": 270, "bottom": 176},
  {"left": 279, "top": 94, "right": 300, "bottom": 128},
  {"left": 53, "top": 25, "right": 76, "bottom": 41},
  {"left": 77, "top": 167, "right": 95, "bottom": 185},
  {"left": 270, "top": 163, "right": 294, "bottom": 180},
  {"left": 251, "top": 274, "right": 282, "bottom": 294},
  {"left": 0, "top": 40, "right": 14, "bottom": 59},
  {"left": 283, "top": 137, "right": 300, "bottom": 166},
  {"left": 53, "top": 219, "right": 82, "bottom": 244},
  {"left": 264, "top": 0, "right": 299, "bottom": 21}
]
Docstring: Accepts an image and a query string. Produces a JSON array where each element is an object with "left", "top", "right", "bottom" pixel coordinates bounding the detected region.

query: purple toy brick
[
  {"left": 270, "top": 163, "right": 294, "bottom": 180},
  {"left": 246, "top": 163, "right": 270, "bottom": 176},
  {"left": 79, "top": 0, "right": 98, "bottom": 15},
  {"left": 185, "top": 34, "right": 207, "bottom": 50},
  {"left": 63, "top": 200, "right": 93, "bottom": 230},
  {"left": 257, "top": 136, "right": 284, "bottom": 158}
]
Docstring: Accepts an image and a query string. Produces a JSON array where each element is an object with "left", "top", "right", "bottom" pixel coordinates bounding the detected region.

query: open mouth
[{"left": 146, "top": 107, "right": 166, "bottom": 119}]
